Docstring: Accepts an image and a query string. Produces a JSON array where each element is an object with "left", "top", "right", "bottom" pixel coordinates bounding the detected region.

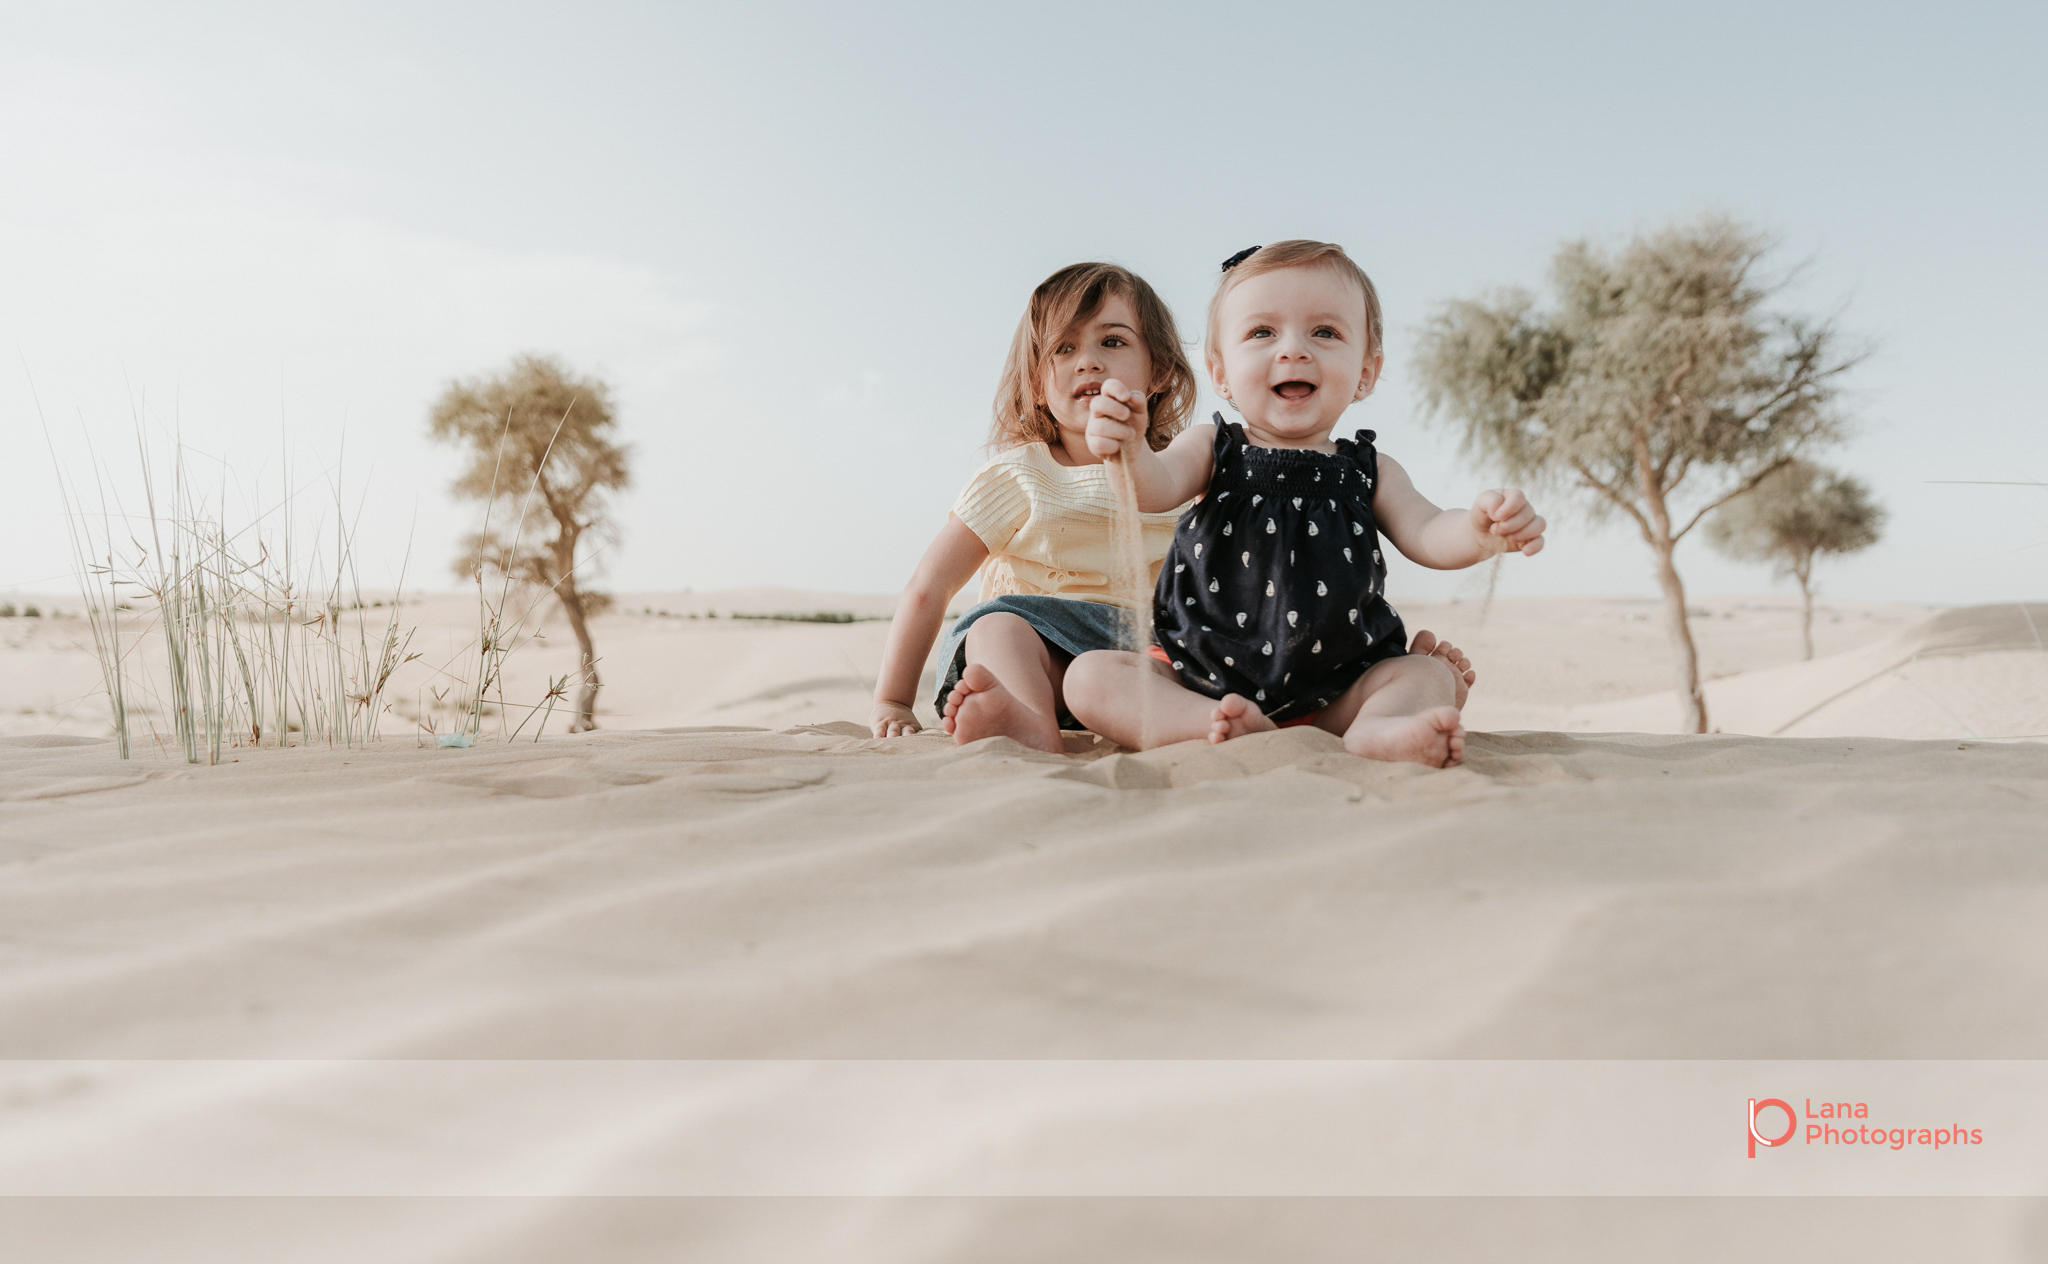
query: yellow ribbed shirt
[{"left": 951, "top": 443, "right": 1190, "bottom": 611}]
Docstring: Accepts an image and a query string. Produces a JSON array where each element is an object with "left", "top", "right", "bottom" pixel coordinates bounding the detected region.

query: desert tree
[
  {"left": 428, "top": 353, "right": 629, "bottom": 732},
  {"left": 1705, "top": 459, "right": 1884, "bottom": 661},
  {"left": 1414, "top": 214, "right": 1864, "bottom": 732}
]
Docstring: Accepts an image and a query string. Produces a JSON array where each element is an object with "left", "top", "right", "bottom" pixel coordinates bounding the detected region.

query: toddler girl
[
  {"left": 868, "top": 262, "right": 1198, "bottom": 751},
  {"left": 1064, "top": 240, "right": 1543, "bottom": 767}
]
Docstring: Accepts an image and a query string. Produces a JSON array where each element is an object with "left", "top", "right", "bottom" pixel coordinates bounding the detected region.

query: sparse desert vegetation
[{"left": 42, "top": 430, "right": 587, "bottom": 760}]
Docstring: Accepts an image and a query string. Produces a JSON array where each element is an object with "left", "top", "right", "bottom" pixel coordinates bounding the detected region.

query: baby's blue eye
[
  {"left": 1249, "top": 328, "right": 1273, "bottom": 339},
  {"left": 1314, "top": 328, "right": 1338, "bottom": 339}
]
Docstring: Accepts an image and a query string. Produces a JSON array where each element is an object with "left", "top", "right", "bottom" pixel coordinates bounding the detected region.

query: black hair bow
[{"left": 1221, "top": 246, "right": 1261, "bottom": 271}]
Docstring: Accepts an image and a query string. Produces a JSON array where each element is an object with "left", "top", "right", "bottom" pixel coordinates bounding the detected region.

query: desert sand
[
  {"left": 3, "top": 592, "right": 2047, "bottom": 1259},
  {"left": 10, "top": 586, "right": 2032, "bottom": 741}
]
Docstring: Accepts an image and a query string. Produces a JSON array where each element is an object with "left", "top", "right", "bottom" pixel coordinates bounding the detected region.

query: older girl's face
[{"left": 1040, "top": 292, "right": 1154, "bottom": 434}]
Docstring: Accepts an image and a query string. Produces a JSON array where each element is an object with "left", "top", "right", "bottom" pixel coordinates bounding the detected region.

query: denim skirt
[{"left": 932, "top": 595, "right": 1137, "bottom": 727}]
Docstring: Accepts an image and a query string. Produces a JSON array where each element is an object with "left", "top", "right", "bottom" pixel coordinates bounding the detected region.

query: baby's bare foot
[
  {"left": 1408, "top": 629, "right": 1477, "bottom": 709},
  {"left": 1209, "top": 693, "right": 1278, "bottom": 744},
  {"left": 1343, "top": 706, "right": 1466, "bottom": 767},
  {"left": 944, "top": 663, "right": 1062, "bottom": 753}
]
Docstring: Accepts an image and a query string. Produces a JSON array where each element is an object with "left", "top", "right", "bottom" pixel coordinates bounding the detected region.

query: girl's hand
[
  {"left": 1085, "top": 378, "right": 1147, "bottom": 459},
  {"left": 871, "top": 700, "right": 922, "bottom": 738},
  {"left": 1470, "top": 489, "right": 1546, "bottom": 556}
]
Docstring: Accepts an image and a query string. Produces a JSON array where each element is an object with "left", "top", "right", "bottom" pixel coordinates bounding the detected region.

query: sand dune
[
  {"left": 1569, "top": 602, "right": 2048, "bottom": 739},
  {"left": 6, "top": 714, "right": 2048, "bottom": 1255},
  {"left": 6, "top": 720, "right": 2045, "bottom": 1062},
  {"left": 0, "top": 587, "right": 930, "bottom": 741},
  {"left": 0, "top": 587, "right": 1982, "bottom": 741},
  {"left": 5, "top": 593, "right": 2048, "bottom": 1258}
]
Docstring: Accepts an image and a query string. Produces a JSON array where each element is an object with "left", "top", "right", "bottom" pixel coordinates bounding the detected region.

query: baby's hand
[
  {"left": 1085, "top": 378, "right": 1148, "bottom": 459},
  {"left": 870, "top": 699, "right": 922, "bottom": 738},
  {"left": 1470, "top": 489, "right": 1546, "bottom": 556}
]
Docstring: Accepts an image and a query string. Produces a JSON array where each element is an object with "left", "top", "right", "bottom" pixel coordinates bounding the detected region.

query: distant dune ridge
[{"left": 1570, "top": 602, "right": 2048, "bottom": 740}]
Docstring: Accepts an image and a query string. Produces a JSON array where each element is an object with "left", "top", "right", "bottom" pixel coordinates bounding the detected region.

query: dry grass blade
[{"left": 44, "top": 419, "right": 526, "bottom": 762}]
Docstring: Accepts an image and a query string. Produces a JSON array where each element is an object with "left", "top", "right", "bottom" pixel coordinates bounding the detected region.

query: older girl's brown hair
[
  {"left": 1205, "top": 240, "right": 1384, "bottom": 365},
  {"left": 990, "top": 262, "right": 1196, "bottom": 452}
]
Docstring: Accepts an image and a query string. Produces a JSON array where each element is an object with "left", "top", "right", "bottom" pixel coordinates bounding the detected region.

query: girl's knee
[{"left": 964, "top": 612, "right": 1038, "bottom": 653}]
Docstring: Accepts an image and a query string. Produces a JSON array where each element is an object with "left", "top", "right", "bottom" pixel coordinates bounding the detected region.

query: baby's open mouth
[
  {"left": 1075, "top": 383, "right": 1103, "bottom": 399},
  {"left": 1274, "top": 381, "right": 1316, "bottom": 401}
]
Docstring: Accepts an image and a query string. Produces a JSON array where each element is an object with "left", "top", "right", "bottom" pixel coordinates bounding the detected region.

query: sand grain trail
[{"left": 1102, "top": 453, "right": 1155, "bottom": 655}]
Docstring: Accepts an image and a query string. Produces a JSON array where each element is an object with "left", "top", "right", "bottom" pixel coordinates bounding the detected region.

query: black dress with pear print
[{"left": 1153, "top": 418, "right": 1408, "bottom": 721}]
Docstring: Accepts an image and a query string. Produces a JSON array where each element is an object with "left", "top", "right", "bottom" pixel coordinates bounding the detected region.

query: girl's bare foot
[
  {"left": 1407, "top": 630, "right": 1476, "bottom": 708},
  {"left": 944, "top": 663, "right": 1063, "bottom": 753},
  {"left": 1208, "top": 693, "right": 1278, "bottom": 744},
  {"left": 1343, "top": 706, "right": 1466, "bottom": 767}
]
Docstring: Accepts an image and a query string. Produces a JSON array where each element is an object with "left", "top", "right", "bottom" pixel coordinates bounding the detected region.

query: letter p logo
[{"left": 1748, "top": 1098, "right": 1796, "bottom": 1158}]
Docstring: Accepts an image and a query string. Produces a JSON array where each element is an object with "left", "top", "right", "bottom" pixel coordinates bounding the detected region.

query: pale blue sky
[{"left": 5, "top": 1, "right": 2044, "bottom": 605}]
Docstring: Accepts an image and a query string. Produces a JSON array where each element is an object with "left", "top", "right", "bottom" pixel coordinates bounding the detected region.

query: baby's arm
[
  {"left": 1372, "top": 454, "right": 1546, "bottom": 569},
  {"left": 871, "top": 516, "right": 989, "bottom": 737},
  {"left": 1083, "top": 380, "right": 1213, "bottom": 511}
]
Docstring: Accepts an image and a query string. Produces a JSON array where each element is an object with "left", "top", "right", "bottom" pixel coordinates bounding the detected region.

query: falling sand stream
[
  {"left": 1103, "top": 449, "right": 1160, "bottom": 746},
  {"left": 1102, "top": 452, "right": 1154, "bottom": 654}
]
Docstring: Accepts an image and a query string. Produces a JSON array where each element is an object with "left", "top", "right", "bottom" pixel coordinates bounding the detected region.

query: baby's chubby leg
[
  {"left": 1201, "top": 631, "right": 1475, "bottom": 752},
  {"left": 1062, "top": 650, "right": 1233, "bottom": 750},
  {"left": 943, "top": 613, "right": 1067, "bottom": 753},
  {"left": 1315, "top": 652, "right": 1466, "bottom": 767}
]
